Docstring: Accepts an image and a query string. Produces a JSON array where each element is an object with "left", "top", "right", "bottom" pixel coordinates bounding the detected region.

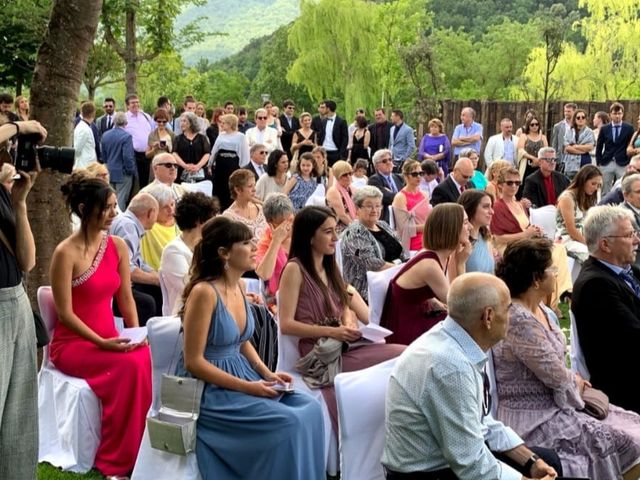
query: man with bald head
[
  {"left": 430, "top": 157, "right": 476, "bottom": 205},
  {"left": 451, "top": 107, "right": 483, "bottom": 161},
  {"left": 383, "top": 273, "right": 561, "bottom": 480}
]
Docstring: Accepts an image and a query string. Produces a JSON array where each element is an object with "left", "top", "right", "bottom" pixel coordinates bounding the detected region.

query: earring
[{"left": 224, "top": 260, "right": 229, "bottom": 271}]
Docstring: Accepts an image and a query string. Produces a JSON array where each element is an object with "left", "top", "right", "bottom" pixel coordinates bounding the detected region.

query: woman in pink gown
[{"left": 49, "top": 176, "right": 151, "bottom": 478}]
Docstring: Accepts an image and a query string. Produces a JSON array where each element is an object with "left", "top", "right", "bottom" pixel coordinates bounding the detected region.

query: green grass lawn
[{"left": 38, "top": 463, "right": 104, "bottom": 479}]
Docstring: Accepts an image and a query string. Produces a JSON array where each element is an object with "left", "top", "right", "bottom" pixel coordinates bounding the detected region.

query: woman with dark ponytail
[
  {"left": 49, "top": 174, "right": 151, "bottom": 478},
  {"left": 176, "top": 216, "right": 325, "bottom": 480}
]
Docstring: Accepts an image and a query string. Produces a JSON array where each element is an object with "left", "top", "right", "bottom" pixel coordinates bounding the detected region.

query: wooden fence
[{"left": 437, "top": 100, "right": 640, "bottom": 144}]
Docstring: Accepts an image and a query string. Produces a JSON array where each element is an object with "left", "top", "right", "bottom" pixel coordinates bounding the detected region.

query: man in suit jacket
[
  {"left": 244, "top": 143, "right": 268, "bottom": 182},
  {"left": 317, "top": 99, "right": 348, "bottom": 167},
  {"left": 279, "top": 99, "right": 299, "bottom": 159},
  {"left": 484, "top": 118, "right": 517, "bottom": 168},
  {"left": 430, "top": 157, "right": 475, "bottom": 206},
  {"left": 522, "top": 147, "right": 570, "bottom": 208},
  {"left": 368, "top": 148, "right": 404, "bottom": 223},
  {"left": 311, "top": 102, "right": 326, "bottom": 134},
  {"left": 388, "top": 109, "right": 415, "bottom": 172},
  {"left": 101, "top": 112, "right": 136, "bottom": 210},
  {"left": 369, "top": 108, "right": 392, "bottom": 158},
  {"left": 596, "top": 102, "right": 634, "bottom": 194},
  {"left": 551, "top": 102, "right": 576, "bottom": 172},
  {"left": 572, "top": 205, "right": 640, "bottom": 414},
  {"left": 96, "top": 97, "right": 116, "bottom": 138},
  {"left": 620, "top": 174, "right": 640, "bottom": 269}
]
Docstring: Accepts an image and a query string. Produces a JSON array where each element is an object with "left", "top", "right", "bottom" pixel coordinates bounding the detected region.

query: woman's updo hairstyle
[{"left": 61, "top": 172, "right": 114, "bottom": 223}]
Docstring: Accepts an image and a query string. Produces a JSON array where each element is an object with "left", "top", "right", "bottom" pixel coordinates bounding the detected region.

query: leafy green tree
[
  {"left": 83, "top": 29, "right": 124, "bottom": 101},
  {"left": 101, "top": 0, "right": 207, "bottom": 94},
  {"left": 0, "top": 0, "right": 52, "bottom": 93}
]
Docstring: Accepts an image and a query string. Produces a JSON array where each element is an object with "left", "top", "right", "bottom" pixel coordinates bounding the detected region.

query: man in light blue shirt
[
  {"left": 383, "top": 273, "right": 561, "bottom": 480},
  {"left": 451, "top": 107, "right": 483, "bottom": 159}
]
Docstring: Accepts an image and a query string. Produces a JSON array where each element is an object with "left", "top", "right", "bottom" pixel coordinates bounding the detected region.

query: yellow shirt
[{"left": 141, "top": 222, "right": 180, "bottom": 271}]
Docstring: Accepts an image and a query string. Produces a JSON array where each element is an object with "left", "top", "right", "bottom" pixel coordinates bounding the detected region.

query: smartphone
[
  {"left": 272, "top": 382, "right": 294, "bottom": 393},
  {"left": 159, "top": 140, "right": 167, "bottom": 148}
]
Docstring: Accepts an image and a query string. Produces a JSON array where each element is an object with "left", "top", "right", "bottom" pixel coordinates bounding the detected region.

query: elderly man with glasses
[
  {"left": 368, "top": 148, "right": 405, "bottom": 223},
  {"left": 573, "top": 205, "right": 640, "bottom": 415},
  {"left": 430, "top": 157, "right": 476, "bottom": 206},
  {"left": 522, "top": 147, "right": 570, "bottom": 209},
  {"left": 245, "top": 108, "right": 282, "bottom": 154},
  {"left": 141, "top": 152, "right": 185, "bottom": 201}
]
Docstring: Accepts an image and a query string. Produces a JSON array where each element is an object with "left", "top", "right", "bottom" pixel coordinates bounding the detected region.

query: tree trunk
[
  {"left": 124, "top": 4, "right": 138, "bottom": 94},
  {"left": 27, "top": 0, "right": 103, "bottom": 303}
]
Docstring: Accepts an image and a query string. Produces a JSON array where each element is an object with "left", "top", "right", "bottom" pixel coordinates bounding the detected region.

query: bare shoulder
[
  {"left": 281, "top": 261, "right": 302, "bottom": 281},
  {"left": 110, "top": 235, "right": 128, "bottom": 256}
]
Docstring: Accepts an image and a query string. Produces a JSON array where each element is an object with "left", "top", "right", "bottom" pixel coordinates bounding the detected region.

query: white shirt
[
  {"left": 323, "top": 115, "right": 338, "bottom": 151},
  {"left": 73, "top": 120, "right": 97, "bottom": 169},
  {"left": 159, "top": 236, "right": 192, "bottom": 315}
]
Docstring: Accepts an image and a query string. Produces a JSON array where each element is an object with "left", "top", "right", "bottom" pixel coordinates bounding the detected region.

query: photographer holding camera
[{"left": 0, "top": 119, "right": 47, "bottom": 479}]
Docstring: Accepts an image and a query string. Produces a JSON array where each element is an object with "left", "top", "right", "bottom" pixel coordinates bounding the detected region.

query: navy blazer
[
  {"left": 430, "top": 176, "right": 474, "bottom": 206},
  {"left": 596, "top": 122, "right": 634, "bottom": 166},
  {"left": 101, "top": 127, "right": 136, "bottom": 183},
  {"left": 573, "top": 257, "right": 640, "bottom": 414},
  {"left": 368, "top": 173, "right": 405, "bottom": 223}
]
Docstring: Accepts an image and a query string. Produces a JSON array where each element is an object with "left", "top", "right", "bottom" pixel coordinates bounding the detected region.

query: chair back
[
  {"left": 569, "top": 310, "right": 590, "bottom": 380},
  {"left": 37, "top": 286, "right": 58, "bottom": 366},
  {"left": 305, "top": 184, "right": 326, "bottom": 207},
  {"left": 366, "top": 264, "right": 403, "bottom": 325},
  {"left": 335, "top": 239, "right": 344, "bottom": 274},
  {"left": 274, "top": 290, "right": 302, "bottom": 372},
  {"left": 158, "top": 270, "right": 172, "bottom": 316},
  {"left": 146, "top": 315, "right": 182, "bottom": 412},
  {"left": 181, "top": 180, "right": 213, "bottom": 197},
  {"left": 529, "top": 205, "right": 557, "bottom": 240},
  {"left": 334, "top": 357, "right": 397, "bottom": 480},
  {"left": 387, "top": 206, "right": 395, "bottom": 230}
]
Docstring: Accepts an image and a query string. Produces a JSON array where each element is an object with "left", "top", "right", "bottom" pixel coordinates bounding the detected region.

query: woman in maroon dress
[
  {"left": 380, "top": 203, "right": 472, "bottom": 345},
  {"left": 49, "top": 176, "right": 151, "bottom": 477}
]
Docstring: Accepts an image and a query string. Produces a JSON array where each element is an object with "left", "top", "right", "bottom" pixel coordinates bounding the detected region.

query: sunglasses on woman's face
[
  {"left": 504, "top": 180, "right": 522, "bottom": 187},
  {"left": 576, "top": 115, "right": 586, "bottom": 120},
  {"left": 408, "top": 172, "right": 421, "bottom": 178},
  {"left": 530, "top": 122, "right": 539, "bottom": 126}
]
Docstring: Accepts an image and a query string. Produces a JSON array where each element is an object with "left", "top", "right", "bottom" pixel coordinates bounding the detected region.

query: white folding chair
[
  {"left": 569, "top": 311, "right": 590, "bottom": 381},
  {"left": 37, "top": 286, "right": 101, "bottom": 473},
  {"left": 387, "top": 206, "right": 395, "bottom": 230},
  {"left": 334, "top": 357, "right": 397, "bottom": 480},
  {"left": 335, "top": 238, "right": 344, "bottom": 274},
  {"left": 274, "top": 292, "right": 339, "bottom": 476},
  {"left": 305, "top": 183, "right": 326, "bottom": 207},
  {"left": 529, "top": 205, "right": 557, "bottom": 240},
  {"left": 158, "top": 270, "right": 172, "bottom": 316},
  {"left": 131, "top": 316, "right": 201, "bottom": 480},
  {"left": 366, "top": 264, "right": 403, "bottom": 325},
  {"left": 181, "top": 180, "right": 213, "bottom": 197}
]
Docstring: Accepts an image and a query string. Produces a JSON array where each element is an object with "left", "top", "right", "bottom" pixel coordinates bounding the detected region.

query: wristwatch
[{"left": 523, "top": 453, "right": 540, "bottom": 474}]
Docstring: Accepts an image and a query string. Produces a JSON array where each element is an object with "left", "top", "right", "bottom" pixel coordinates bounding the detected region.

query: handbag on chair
[{"left": 147, "top": 374, "right": 205, "bottom": 455}]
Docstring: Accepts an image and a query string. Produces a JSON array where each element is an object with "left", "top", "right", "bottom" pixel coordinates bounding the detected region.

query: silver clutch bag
[{"left": 147, "top": 374, "right": 205, "bottom": 455}]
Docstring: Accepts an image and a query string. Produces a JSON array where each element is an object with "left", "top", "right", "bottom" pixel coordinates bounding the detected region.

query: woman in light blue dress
[
  {"left": 459, "top": 189, "right": 495, "bottom": 274},
  {"left": 176, "top": 216, "right": 325, "bottom": 480}
]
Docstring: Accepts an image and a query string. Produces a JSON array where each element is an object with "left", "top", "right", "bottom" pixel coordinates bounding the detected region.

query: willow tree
[
  {"left": 287, "top": 0, "right": 380, "bottom": 115},
  {"left": 28, "top": 0, "right": 103, "bottom": 297}
]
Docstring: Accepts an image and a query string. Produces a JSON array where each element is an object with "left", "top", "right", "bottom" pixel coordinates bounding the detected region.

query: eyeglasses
[
  {"left": 360, "top": 204, "right": 382, "bottom": 211},
  {"left": 256, "top": 116, "right": 267, "bottom": 120},
  {"left": 545, "top": 266, "right": 559, "bottom": 275},
  {"left": 156, "top": 120, "right": 167, "bottom": 124},
  {"left": 460, "top": 174, "right": 473, "bottom": 180},
  {"left": 259, "top": 151, "right": 268, "bottom": 155},
  {"left": 541, "top": 157, "right": 557, "bottom": 163},
  {"left": 158, "top": 163, "right": 177, "bottom": 169},
  {"left": 576, "top": 115, "right": 586, "bottom": 120},
  {"left": 380, "top": 158, "right": 392, "bottom": 164},
  {"left": 408, "top": 172, "right": 421, "bottom": 178},
  {"left": 286, "top": 106, "right": 295, "bottom": 110},
  {"left": 530, "top": 122, "right": 540, "bottom": 126},
  {"left": 504, "top": 180, "right": 522, "bottom": 186},
  {"left": 605, "top": 231, "right": 640, "bottom": 239}
]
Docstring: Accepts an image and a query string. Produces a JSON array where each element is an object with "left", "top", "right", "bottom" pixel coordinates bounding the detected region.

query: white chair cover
[
  {"left": 335, "top": 239, "right": 343, "bottom": 274},
  {"left": 366, "top": 264, "right": 403, "bottom": 326},
  {"left": 569, "top": 311, "right": 590, "bottom": 381},
  {"left": 387, "top": 206, "right": 395, "bottom": 230},
  {"left": 305, "top": 184, "right": 327, "bottom": 207},
  {"left": 37, "top": 286, "right": 101, "bottom": 473},
  {"left": 131, "top": 316, "right": 201, "bottom": 480},
  {"left": 274, "top": 292, "right": 339, "bottom": 475},
  {"left": 181, "top": 180, "right": 213, "bottom": 197},
  {"left": 529, "top": 205, "right": 557, "bottom": 240},
  {"left": 158, "top": 270, "right": 172, "bottom": 316},
  {"left": 334, "top": 357, "right": 397, "bottom": 480},
  {"left": 242, "top": 277, "right": 264, "bottom": 296}
]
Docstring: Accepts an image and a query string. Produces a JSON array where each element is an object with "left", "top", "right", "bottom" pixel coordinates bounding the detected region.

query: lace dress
[
  {"left": 50, "top": 235, "right": 152, "bottom": 476},
  {"left": 493, "top": 303, "right": 640, "bottom": 478},
  {"left": 556, "top": 190, "right": 589, "bottom": 263}
]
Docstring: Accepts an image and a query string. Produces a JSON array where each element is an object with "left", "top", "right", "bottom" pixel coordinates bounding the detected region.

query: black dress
[
  {"left": 174, "top": 133, "right": 211, "bottom": 183},
  {"left": 293, "top": 130, "right": 317, "bottom": 156}
]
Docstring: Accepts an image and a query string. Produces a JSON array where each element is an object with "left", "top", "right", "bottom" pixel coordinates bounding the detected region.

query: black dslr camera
[{"left": 15, "top": 133, "right": 74, "bottom": 174}]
